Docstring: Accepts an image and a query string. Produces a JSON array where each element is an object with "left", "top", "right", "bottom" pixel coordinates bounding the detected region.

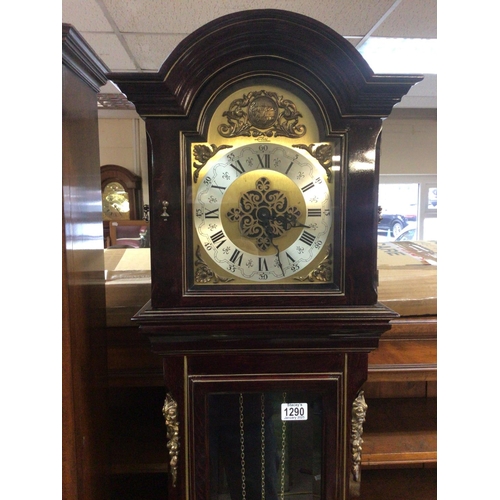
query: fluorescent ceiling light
[{"left": 358, "top": 38, "right": 437, "bottom": 74}]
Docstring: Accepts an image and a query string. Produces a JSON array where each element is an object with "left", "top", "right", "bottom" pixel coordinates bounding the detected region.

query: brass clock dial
[
  {"left": 192, "top": 142, "right": 333, "bottom": 283},
  {"left": 102, "top": 181, "right": 131, "bottom": 221}
]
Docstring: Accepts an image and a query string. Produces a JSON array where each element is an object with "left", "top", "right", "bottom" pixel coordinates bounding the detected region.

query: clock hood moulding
[
  {"left": 106, "top": 9, "right": 422, "bottom": 325},
  {"left": 63, "top": 23, "right": 109, "bottom": 93},
  {"left": 108, "top": 9, "right": 422, "bottom": 118}
]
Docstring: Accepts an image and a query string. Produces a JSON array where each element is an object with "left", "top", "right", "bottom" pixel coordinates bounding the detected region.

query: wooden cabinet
[
  {"left": 106, "top": 326, "right": 165, "bottom": 499},
  {"left": 105, "top": 315, "right": 437, "bottom": 499},
  {"left": 62, "top": 23, "right": 110, "bottom": 500},
  {"left": 63, "top": 10, "right": 433, "bottom": 499},
  {"left": 182, "top": 353, "right": 348, "bottom": 500},
  {"left": 361, "top": 317, "right": 437, "bottom": 498}
]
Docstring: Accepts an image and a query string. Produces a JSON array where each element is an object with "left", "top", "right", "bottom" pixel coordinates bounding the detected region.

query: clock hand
[
  {"left": 257, "top": 209, "right": 310, "bottom": 277},
  {"left": 260, "top": 217, "right": 285, "bottom": 277},
  {"left": 280, "top": 212, "right": 310, "bottom": 230},
  {"left": 261, "top": 211, "right": 310, "bottom": 232},
  {"left": 269, "top": 238, "right": 285, "bottom": 277},
  {"left": 287, "top": 220, "right": 310, "bottom": 229}
]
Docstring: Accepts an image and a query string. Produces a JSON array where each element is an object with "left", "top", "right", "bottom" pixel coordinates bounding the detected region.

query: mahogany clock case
[
  {"left": 101, "top": 12, "right": 424, "bottom": 500},
  {"left": 108, "top": 9, "right": 421, "bottom": 327}
]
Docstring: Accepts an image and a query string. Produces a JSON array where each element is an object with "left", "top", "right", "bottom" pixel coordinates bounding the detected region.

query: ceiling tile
[
  {"left": 301, "top": 0, "right": 405, "bottom": 36},
  {"left": 81, "top": 32, "right": 137, "bottom": 71},
  {"left": 63, "top": 0, "right": 437, "bottom": 106},
  {"left": 123, "top": 33, "right": 188, "bottom": 71},
  {"left": 373, "top": 0, "right": 437, "bottom": 38},
  {"left": 62, "top": 0, "right": 114, "bottom": 32},
  {"left": 101, "top": 0, "right": 398, "bottom": 36}
]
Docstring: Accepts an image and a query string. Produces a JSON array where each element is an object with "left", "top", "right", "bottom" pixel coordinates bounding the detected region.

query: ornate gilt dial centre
[
  {"left": 226, "top": 176, "right": 304, "bottom": 252},
  {"left": 193, "top": 143, "right": 333, "bottom": 282}
]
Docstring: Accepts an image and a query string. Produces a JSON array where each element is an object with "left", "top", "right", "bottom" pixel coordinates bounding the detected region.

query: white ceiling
[{"left": 62, "top": 0, "right": 437, "bottom": 109}]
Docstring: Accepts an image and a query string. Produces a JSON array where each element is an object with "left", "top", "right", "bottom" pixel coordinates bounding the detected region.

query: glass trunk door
[{"left": 190, "top": 377, "right": 341, "bottom": 500}]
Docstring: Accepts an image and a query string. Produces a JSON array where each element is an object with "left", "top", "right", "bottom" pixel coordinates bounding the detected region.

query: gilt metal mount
[
  {"left": 162, "top": 393, "right": 180, "bottom": 487},
  {"left": 293, "top": 143, "right": 335, "bottom": 182},
  {"left": 218, "top": 90, "right": 307, "bottom": 139},
  {"left": 350, "top": 391, "right": 368, "bottom": 496},
  {"left": 192, "top": 144, "right": 232, "bottom": 183},
  {"left": 294, "top": 244, "right": 333, "bottom": 282},
  {"left": 194, "top": 245, "right": 234, "bottom": 283}
]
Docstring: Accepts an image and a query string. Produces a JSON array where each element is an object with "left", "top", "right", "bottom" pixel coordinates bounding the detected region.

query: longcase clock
[
  {"left": 109, "top": 9, "right": 422, "bottom": 500},
  {"left": 101, "top": 164, "right": 143, "bottom": 244},
  {"left": 101, "top": 164, "right": 142, "bottom": 221}
]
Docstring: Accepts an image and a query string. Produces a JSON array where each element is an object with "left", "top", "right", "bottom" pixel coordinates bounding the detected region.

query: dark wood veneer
[
  {"left": 104, "top": 316, "right": 437, "bottom": 496},
  {"left": 62, "top": 23, "right": 109, "bottom": 500},
  {"left": 106, "top": 10, "right": 423, "bottom": 500},
  {"left": 110, "top": 10, "right": 422, "bottom": 314}
]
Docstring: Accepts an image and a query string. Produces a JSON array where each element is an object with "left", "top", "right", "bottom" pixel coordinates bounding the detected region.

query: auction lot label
[{"left": 281, "top": 402, "right": 308, "bottom": 421}]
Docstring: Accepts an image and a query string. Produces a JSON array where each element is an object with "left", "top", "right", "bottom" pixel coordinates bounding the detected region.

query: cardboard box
[
  {"left": 104, "top": 242, "right": 437, "bottom": 325},
  {"left": 104, "top": 248, "right": 151, "bottom": 326},
  {"left": 377, "top": 241, "right": 437, "bottom": 317}
]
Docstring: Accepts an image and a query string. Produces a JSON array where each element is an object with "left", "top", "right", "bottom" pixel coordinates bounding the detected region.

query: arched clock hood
[
  {"left": 107, "top": 8, "right": 422, "bottom": 333},
  {"left": 108, "top": 9, "right": 422, "bottom": 118}
]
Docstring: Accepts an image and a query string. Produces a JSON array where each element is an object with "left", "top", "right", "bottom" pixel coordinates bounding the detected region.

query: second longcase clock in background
[{"left": 101, "top": 164, "right": 143, "bottom": 246}]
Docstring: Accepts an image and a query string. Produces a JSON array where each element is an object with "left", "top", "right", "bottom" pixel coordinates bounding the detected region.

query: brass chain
[
  {"left": 260, "top": 393, "right": 266, "bottom": 500},
  {"left": 239, "top": 394, "right": 247, "bottom": 500},
  {"left": 280, "top": 392, "right": 287, "bottom": 500}
]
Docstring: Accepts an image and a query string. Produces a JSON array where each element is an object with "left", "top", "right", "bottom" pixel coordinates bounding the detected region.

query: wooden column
[{"left": 62, "top": 23, "right": 109, "bottom": 500}]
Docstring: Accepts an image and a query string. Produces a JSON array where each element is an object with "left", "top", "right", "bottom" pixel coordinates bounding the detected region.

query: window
[{"left": 378, "top": 175, "right": 437, "bottom": 242}]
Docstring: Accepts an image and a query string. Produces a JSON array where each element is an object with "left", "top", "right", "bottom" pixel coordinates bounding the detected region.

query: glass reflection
[
  {"left": 209, "top": 391, "right": 323, "bottom": 500},
  {"left": 102, "top": 181, "right": 130, "bottom": 221}
]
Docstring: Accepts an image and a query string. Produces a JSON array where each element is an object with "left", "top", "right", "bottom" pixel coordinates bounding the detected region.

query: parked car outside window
[
  {"left": 395, "top": 226, "right": 417, "bottom": 241},
  {"left": 378, "top": 210, "right": 416, "bottom": 237},
  {"left": 428, "top": 188, "right": 437, "bottom": 207}
]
